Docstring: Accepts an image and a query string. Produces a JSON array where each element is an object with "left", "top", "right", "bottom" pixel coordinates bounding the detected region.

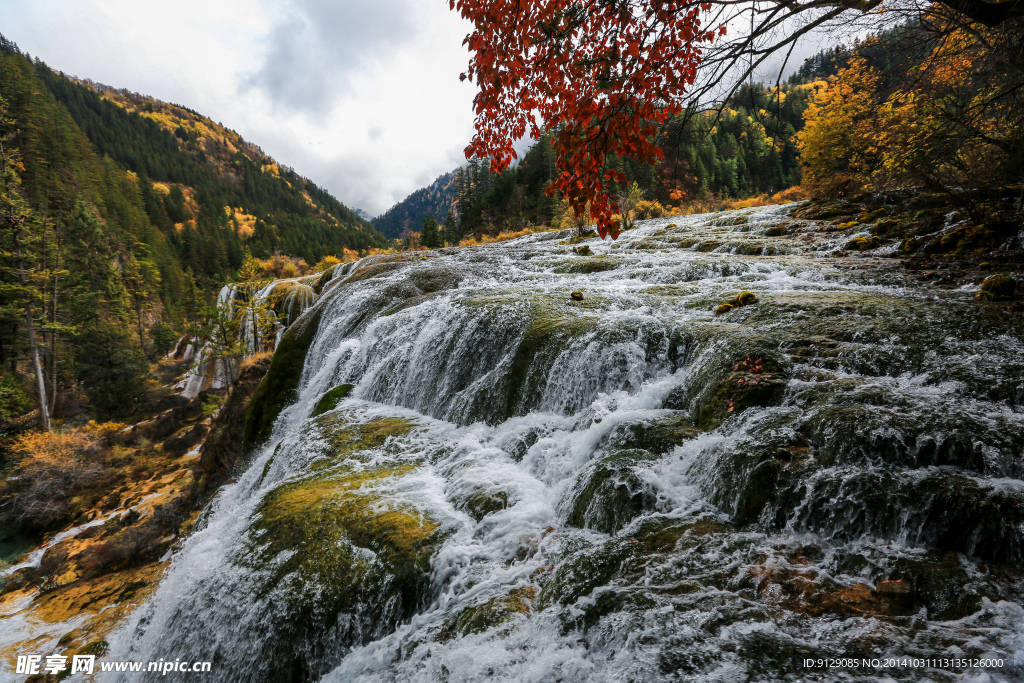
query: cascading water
[
  {"left": 105, "top": 205, "right": 1024, "bottom": 681},
  {"left": 179, "top": 276, "right": 322, "bottom": 399}
]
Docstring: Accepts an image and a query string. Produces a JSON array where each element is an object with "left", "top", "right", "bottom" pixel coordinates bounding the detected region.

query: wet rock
[
  {"left": 234, "top": 429, "right": 446, "bottom": 680},
  {"left": 693, "top": 353, "right": 788, "bottom": 431},
  {"left": 244, "top": 306, "right": 323, "bottom": 450},
  {"left": 790, "top": 468, "right": 1024, "bottom": 564},
  {"left": 565, "top": 449, "right": 659, "bottom": 534},
  {"left": 163, "top": 423, "right": 208, "bottom": 456},
  {"left": 570, "top": 290, "right": 584, "bottom": 300},
  {"left": 312, "top": 384, "right": 355, "bottom": 417},
  {"left": 455, "top": 487, "right": 513, "bottom": 521},
  {"left": 601, "top": 413, "right": 699, "bottom": 454},
  {"left": 440, "top": 587, "right": 537, "bottom": 640},
  {"left": 714, "top": 291, "right": 757, "bottom": 315},
  {"left": 201, "top": 355, "right": 273, "bottom": 476},
  {"left": 556, "top": 256, "right": 618, "bottom": 274},
  {"left": 975, "top": 274, "right": 1019, "bottom": 301},
  {"left": 845, "top": 235, "right": 880, "bottom": 251}
]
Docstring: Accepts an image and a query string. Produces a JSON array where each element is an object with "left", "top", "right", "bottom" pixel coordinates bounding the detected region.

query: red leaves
[{"left": 453, "top": 0, "right": 717, "bottom": 239}]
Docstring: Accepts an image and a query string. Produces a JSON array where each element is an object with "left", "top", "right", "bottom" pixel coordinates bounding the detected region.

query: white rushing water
[{"left": 100, "top": 206, "right": 1024, "bottom": 682}]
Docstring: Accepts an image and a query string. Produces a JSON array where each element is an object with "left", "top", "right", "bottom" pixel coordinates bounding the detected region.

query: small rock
[
  {"left": 571, "top": 291, "right": 584, "bottom": 301},
  {"left": 876, "top": 579, "right": 914, "bottom": 614},
  {"left": 975, "top": 274, "right": 1018, "bottom": 301}
]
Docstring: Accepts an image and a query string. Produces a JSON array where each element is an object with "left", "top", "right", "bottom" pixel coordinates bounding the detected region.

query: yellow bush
[
  {"left": 312, "top": 255, "right": 342, "bottom": 273},
  {"left": 12, "top": 430, "right": 95, "bottom": 466},
  {"left": 634, "top": 200, "right": 667, "bottom": 220}
]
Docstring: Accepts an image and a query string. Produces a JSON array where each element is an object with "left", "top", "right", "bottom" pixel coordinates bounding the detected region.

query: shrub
[
  {"left": 0, "top": 430, "right": 107, "bottom": 532},
  {"left": 635, "top": 200, "right": 667, "bottom": 220}
]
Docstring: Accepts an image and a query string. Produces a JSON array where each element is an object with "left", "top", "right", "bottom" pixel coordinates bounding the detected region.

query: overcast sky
[
  {"left": 0, "top": 2, "right": 834, "bottom": 218},
  {"left": 0, "top": 0, "right": 478, "bottom": 216}
]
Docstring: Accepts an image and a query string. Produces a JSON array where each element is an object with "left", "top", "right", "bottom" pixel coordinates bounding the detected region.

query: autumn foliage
[
  {"left": 798, "top": 24, "right": 1024, "bottom": 199},
  {"left": 451, "top": 0, "right": 721, "bottom": 238}
]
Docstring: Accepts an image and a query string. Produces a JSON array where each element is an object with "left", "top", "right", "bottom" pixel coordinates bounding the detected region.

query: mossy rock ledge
[
  {"left": 244, "top": 306, "right": 322, "bottom": 450},
  {"left": 312, "top": 384, "right": 355, "bottom": 417},
  {"left": 234, "top": 415, "right": 447, "bottom": 680}
]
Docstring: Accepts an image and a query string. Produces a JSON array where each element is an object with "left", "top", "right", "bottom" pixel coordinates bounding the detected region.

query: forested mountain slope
[
  {"left": 0, "top": 34, "right": 383, "bottom": 419},
  {"left": 372, "top": 170, "right": 459, "bottom": 239},
  {"left": 8, "top": 37, "right": 385, "bottom": 282}
]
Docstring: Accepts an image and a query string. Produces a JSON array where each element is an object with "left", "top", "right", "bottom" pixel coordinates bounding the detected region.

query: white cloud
[{"left": 0, "top": 0, "right": 477, "bottom": 215}]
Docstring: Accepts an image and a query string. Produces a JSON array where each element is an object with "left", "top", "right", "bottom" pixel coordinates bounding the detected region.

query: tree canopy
[{"left": 453, "top": 0, "right": 1024, "bottom": 237}]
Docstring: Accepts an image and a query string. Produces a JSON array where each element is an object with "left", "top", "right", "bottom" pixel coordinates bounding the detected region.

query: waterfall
[
  {"left": 178, "top": 274, "right": 327, "bottom": 399},
  {"left": 106, "top": 206, "right": 1024, "bottom": 681}
]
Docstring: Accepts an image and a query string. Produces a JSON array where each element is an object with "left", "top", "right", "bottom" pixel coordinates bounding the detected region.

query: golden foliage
[
  {"left": 312, "top": 255, "right": 343, "bottom": 273},
  {"left": 226, "top": 207, "right": 258, "bottom": 237},
  {"left": 12, "top": 430, "right": 95, "bottom": 466},
  {"left": 798, "top": 28, "right": 1019, "bottom": 197},
  {"left": 458, "top": 227, "right": 538, "bottom": 246}
]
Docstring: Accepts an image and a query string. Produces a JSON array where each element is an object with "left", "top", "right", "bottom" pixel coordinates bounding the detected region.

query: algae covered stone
[
  {"left": 232, "top": 412, "right": 446, "bottom": 680},
  {"left": 714, "top": 291, "right": 757, "bottom": 315},
  {"left": 312, "top": 384, "right": 355, "bottom": 417},
  {"left": 244, "top": 306, "right": 323, "bottom": 450},
  {"left": 975, "top": 274, "right": 1018, "bottom": 301}
]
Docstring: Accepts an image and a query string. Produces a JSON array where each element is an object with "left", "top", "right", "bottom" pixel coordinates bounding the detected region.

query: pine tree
[
  {"left": 443, "top": 212, "right": 458, "bottom": 247},
  {"left": 421, "top": 216, "right": 439, "bottom": 249},
  {"left": 0, "top": 96, "right": 50, "bottom": 430}
]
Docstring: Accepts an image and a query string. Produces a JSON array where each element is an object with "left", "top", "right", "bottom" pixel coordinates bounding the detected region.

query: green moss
[
  {"left": 568, "top": 230, "right": 598, "bottom": 244},
  {"left": 603, "top": 413, "right": 699, "bottom": 454},
  {"left": 538, "top": 515, "right": 732, "bottom": 610},
  {"left": 858, "top": 208, "right": 886, "bottom": 222},
  {"left": 873, "top": 218, "right": 899, "bottom": 235},
  {"left": 439, "top": 587, "right": 536, "bottom": 640},
  {"left": 765, "top": 224, "right": 794, "bottom": 237},
  {"left": 504, "top": 296, "right": 599, "bottom": 417},
  {"left": 243, "top": 306, "right": 322, "bottom": 450},
  {"left": 714, "top": 290, "right": 757, "bottom": 315},
  {"left": 312, "top": 384, "right": 354, "bottom": 417},
  {"left": 845, "top": 236, "right": 880, "bottom": 251},
  {"left": 694, "top": 354, "right": 788, "bottom": 431},
  {"left": 458, "top": 488, "right": 511, "bottom": 521},
  {"left": 554, "top": 256, "right": 619, "bottom": 274},
  {"left": 311, "top": 414, "right": 415, "bottom": 467},
  {"left": 239, "top": 459, "right": 445, "bottom": 677},
  {"left": 975, "top": 274, "right": 1018, "bottom": 301}
]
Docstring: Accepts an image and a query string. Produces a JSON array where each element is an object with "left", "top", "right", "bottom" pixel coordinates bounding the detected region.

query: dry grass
[
  {"left": 241, "top": 351, "right": 274, "bottom": 372},
  {"left": 459, "top": 227, "right": 543, "bottom": 247}
]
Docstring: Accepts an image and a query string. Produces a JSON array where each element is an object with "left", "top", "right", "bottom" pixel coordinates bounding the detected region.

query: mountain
[
  {"left": 0, "top": 33, "right": 387, "bottom": 419},
  {"left": 20, "top": 40, "right": 385, "bottom": 282},
  {"left": 354, "top": 208, "right": 374, "bottom": 221},
  {"left": 372, "top": 169, "right": 460, "bottom": 239}
]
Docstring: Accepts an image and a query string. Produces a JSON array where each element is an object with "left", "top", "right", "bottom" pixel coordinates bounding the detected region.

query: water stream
[{"left": 104, "top": 205, "right": 1024, "bottom": 681}]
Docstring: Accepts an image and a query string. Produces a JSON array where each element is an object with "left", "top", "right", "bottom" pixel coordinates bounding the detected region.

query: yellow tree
[{"left": 796, "top": 61, "right": 882, "bottom": 197}]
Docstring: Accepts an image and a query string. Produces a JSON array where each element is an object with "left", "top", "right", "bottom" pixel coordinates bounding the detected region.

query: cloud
[
  {"left": 0, "top": 0, "right": 479, "bottom": 215},
  {"left": 245, "top": 0, "right": 422, "bottom": 114}
]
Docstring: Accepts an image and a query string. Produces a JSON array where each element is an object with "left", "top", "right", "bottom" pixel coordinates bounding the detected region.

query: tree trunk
[
  {"left": 49, "top": 225, "right": 60, "bottom": 416},
  {"left": 15, "top": 226, "right": 52, "bottom": 431},
  {"left": 137, "top": 302, "right": 148, "bottom": 356},
  {"left": 25, "top": 308, "right": 51, "bottom": 431}
]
